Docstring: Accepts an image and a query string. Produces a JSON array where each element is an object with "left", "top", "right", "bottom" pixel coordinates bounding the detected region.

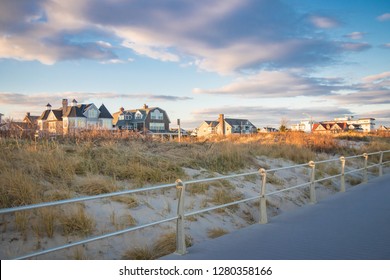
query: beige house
[
  {"left": 38, "top": 99, "right": 113, "bottom": 135},
  {"left": 197, "top": 114, "right": 257, "bottom": 137}
]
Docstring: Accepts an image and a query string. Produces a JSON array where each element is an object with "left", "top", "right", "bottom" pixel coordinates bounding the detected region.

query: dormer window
[
  {"left": 135, "top": 111, "right": 143, "bottom": 119},
  {"left": 151, "top": 109, "right": 163, "bottom": 120}
]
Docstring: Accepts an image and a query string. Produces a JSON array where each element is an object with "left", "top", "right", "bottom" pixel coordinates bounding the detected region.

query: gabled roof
[
  {"left": 50, "top": 109, "right": 63, "bottom": 121},
  {"left": 98, "top": 104, "right": 113, "bottom": 119},
  {"left": 204, "top": 121, "right": 219, "bottom": 127},
  {"left": 38, "top": 110, "right": 51, "bottom": 121},
  {"left": 224, "top": 118, "right": 256, "bottom": 128},
  {"left": 331, "top": 123, "right": 347, "bottom": 130},
  {"left": 64, "top": 104, "right": 88, "bottom": 118},
  {"left": 113, "top": 106, "right": 170, "bottom": 124},
  {"left": 23, "top": 115, "right": 39, "bottom": 124}
]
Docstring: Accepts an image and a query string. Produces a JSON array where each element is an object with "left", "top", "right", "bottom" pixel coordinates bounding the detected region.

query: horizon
[{"left": 0, "top": 0, "right": 389, "bottom": 129}]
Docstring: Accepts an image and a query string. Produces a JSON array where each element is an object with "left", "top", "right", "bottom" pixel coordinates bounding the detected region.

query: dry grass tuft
[
  {"left": 0, "top": 169, "right": 40, "bottom": 208},
  {"left": 209, "top": 189, "right": 244, "bottom": 212},
  {"left": 60, "top": 205, "right": 95, "bottom": 237},
  {"left": 122, "top": 232, "right": 193, "bottom": 260},
  {"left": 111, "top": 195, "right": 139, "bottom": 208},
  {"left": 207, "top": 227, "right": 229, "bottom": 239},
  {"left": 74, "top": 175, "right": 119, "bottom": 196}
]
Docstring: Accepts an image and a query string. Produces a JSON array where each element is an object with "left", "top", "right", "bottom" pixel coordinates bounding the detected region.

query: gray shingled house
[{"left": 112, "top": 104, "right": 170, "bottom": 133}]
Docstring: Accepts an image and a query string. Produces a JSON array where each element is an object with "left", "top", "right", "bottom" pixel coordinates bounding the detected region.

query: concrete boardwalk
[{"left": 163, "top": 174, "right": 390, "bottom": 260}]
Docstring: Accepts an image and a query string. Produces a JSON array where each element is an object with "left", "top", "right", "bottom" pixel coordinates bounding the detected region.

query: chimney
[
  {"left": 46, "top": 103, "right": 52, "bottom": 110},
  {"left": 62, "top": 99, "right": 68, "bottom": 115},
  {"left": 219, "top": 114, "right": 225, "bottom": 135},
  {"left": 71, "top": 99, "right": 78, "bottom": 107},
  {"left": 120, "top": 107, "right": 124, "bottom": 112},
  {"left": 143, "top": 104, "right": 148, "bottom": 109},
  {"left": 26, "top": 112, "right": 30, "bottom": 117}
]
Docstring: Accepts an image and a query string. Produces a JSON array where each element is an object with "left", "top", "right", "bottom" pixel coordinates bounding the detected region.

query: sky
[{"left": 0, "top": 0, "right": 389, "bottom": 129}]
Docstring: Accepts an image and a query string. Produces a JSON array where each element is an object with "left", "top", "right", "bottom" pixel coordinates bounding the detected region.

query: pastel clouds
[
  {"left": 377, "top": 13, "right": 390, "bottom": 21},
  {"left": 309, "top": 15, "right": 341, "bottom": 29},
  {"left": 0, "top": 0, "right": 374, "bottom": 74},
  {"left": 344, "top": 32, "right": 366, "bottom": 40}
]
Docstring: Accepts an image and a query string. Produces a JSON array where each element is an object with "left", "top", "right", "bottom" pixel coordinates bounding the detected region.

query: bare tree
[{"left": 279, "top": 117, "right": 289, "bottom": 132}]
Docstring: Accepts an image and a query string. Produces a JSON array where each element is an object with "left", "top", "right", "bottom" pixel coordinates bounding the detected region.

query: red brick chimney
[{"left": 219, "top": 114, "right": 225, "bottom": 135}]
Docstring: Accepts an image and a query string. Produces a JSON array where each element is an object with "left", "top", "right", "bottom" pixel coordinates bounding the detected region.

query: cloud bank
[{"left": 0, "top": 0, "right": 373, "bottom": 74}]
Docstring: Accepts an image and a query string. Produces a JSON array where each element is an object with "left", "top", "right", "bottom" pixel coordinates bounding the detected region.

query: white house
[{"left": 291, "top": 120, "right": 312, "bottom": 133}]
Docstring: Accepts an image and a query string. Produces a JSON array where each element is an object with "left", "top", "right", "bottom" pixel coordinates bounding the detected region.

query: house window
[
  {"left": 88, "top": 109, "right": 98, "bottom": 118},
  {"left": 125, "top": 114, "right": 132, "bottom": 120},
  {"left": 151, "top": 109, "right": 163, "bottom": 120},
  {"left": 119, "top": 115, "right": 124, "bottom": 120},
  {"left": 135, "top": 111, "right": 143, "bottom": 119},
  {"left": 77, "top": 119, "right": 85, "bottom": 128},
  {"left": 150, "top": 123, "right": 164, "bottom": 131}
]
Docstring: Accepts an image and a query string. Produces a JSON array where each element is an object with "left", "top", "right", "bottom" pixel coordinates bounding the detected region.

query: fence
[{"left": 1, "top": 150, "right": 389, "bottom": 259}]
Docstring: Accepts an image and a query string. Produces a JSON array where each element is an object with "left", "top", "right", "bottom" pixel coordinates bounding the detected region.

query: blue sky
[{"left": 0, "top": 0, "right": 389, "bottom": 129}]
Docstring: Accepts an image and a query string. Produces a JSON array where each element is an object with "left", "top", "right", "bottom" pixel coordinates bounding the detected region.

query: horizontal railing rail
[{"left": 1, "top": 150, "right": 389, "bottom": 259}]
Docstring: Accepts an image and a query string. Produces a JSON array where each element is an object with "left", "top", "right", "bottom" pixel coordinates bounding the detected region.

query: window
[
  {"left": 135, "top": 111, "right": 143, "bottom": 119},
  {"left": 88, "top": 109, "right": 98, "bottom": 118},
  {"left": 150, "top": 123, "right": 165, "bottom": 131},
  {"left": 77, "top": 119, "right": 85, "bottom": 128},
  {"left": 119, "top": 115, "right": 124, "bottom": 120},
  {"left": 151, "top": 109, "right": 163, "bottom": 120},
  {"left": 125, "top": 114, "right": 132, "bottom": 120}
]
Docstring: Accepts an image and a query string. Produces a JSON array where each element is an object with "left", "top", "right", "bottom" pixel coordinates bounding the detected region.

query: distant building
[
  {"left": 332, "top": 116, "right": 375, "bottom": 132},
  {"left": 0, "top": 113, "right": 3, "bottom": 123},
  {"left": 112, "top": 104, "right": 171, "bottom": 133},
  {"left": 258, "top": 127, "right": 278, "bottom": 133},
  {"left": 291, "top": 120, "right": 312, "bottom": 133},
  {"left": 312, "top": 122, "right": 363, "bottom": 133},
  {"left": 37, "top": 99, "right": 113, "bottom": 135},
  {"left": 378, "top": 125, "right": 390, "bottom": 132},
  {"left": 23, "top": 112, "right": 39, "bottom": 129},
  {"left": 197, "top": 114, "right": 257, "bottom": 137}
]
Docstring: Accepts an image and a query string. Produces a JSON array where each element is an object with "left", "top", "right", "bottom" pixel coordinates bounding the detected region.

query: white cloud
[
  {"left": 309, "top": 15, "right": 341, "bottom": 29},
  {"left": 344, "top": 32, "right": 365, "bottom": 40},
  {"left": 380, "top": 43, "right": 390, "bottom": 49},
  {"left": 194, "top": 70, "right": 338, "bottom": 97},
  {"left": 191, "top": 105, "right": 354, "bottom": 127},
  {"left": 122, "top": 41, "right": 179, "bottom": 62},
  {"left": 341, "top": 42, "right": 371, "bottom": 52},
  {"left": 362, "top": 71, "right": 390, "bottom": 83},
  {"left": 377, "top": 13, "right": 390, "bottom": 21}
]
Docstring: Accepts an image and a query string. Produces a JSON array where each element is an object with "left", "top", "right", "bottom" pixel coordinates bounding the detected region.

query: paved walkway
[{"left": 162, "top": 174, "right": 390, "bottom": 260}]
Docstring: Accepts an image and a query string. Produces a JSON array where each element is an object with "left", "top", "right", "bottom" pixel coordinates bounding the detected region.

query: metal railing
[{"left": 1, "top": 150, "right": 389, "bottom": 259}]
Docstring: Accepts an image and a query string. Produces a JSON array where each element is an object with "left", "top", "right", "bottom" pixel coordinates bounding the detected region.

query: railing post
[
  {"left": 379, "top": 151, "right": 383, "bottom": 177},
  {"left": 259, "top": 168, "right": 268, "bottom": 224},
  {"left": 340, "top": 156, "right": 346, "bottom": 192},
  {"left": 363, "top": 153, "right": 368, "bottom": 183},
  {"left": 175, "top": 179, "right": 187, "bottom": 255},
  {"left": 309, "top": 161, "right": 317, "bottom": 204}
]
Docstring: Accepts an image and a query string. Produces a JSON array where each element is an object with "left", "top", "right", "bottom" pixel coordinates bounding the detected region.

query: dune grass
[
  {"left": 122, "top": 232, "right": 193, "bottom": 260},
  {"left": 0, "top": 132, "right": 388, "bottom": 259}
]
